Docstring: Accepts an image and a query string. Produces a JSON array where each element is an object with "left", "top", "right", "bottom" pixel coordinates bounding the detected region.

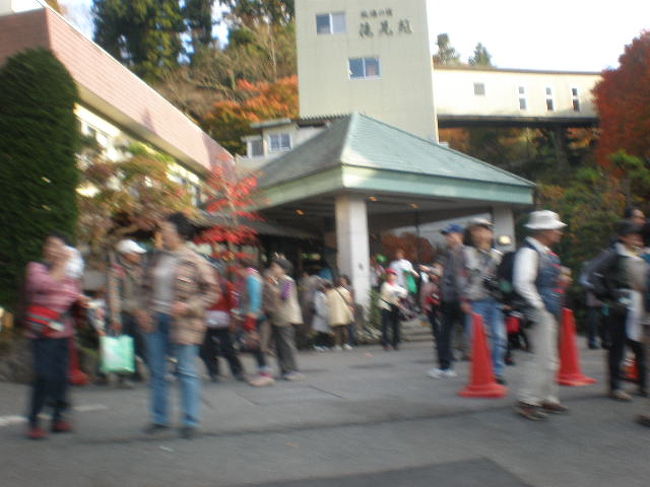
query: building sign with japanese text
[{"left": 359, "top": 8, "right": 412, "bottom": 38}]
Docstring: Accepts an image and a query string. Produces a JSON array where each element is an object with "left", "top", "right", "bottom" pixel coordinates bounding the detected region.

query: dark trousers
[
  {"left": 122, "top": 312, "right": 146, "bottom": 377},
  {"left": 586, "top": 306, "right": 608, "bottom": 348},
  {"left": 438, "top": 301, "right": 464, "bottom": 370},
  {"left": 28, "top": 338, "right": 69, "bottom": 426},
  {"left": 271, "top": 324, "right": 299, "bottom": 375},
  {"left": 200, "top": 328, "right": 243, "bottom": 379},
  {"left": 607, "top": 309, "right": 647, "bottom": 392},
  {"left": 427, "top": 308, "right": 441, "bottom": 344},
  {"left": 381, "top": 306, "right": 400, "bottom": 348}
]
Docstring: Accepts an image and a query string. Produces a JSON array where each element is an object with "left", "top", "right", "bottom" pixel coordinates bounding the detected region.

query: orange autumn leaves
[{"left": 202, "top": 75, "right": 298, "bottom": 154}]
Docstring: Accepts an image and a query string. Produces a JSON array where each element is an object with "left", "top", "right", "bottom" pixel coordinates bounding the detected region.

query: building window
[
  {"left": 269, "top": 133, "right": 292, "bottom": 152},
  {"left": 571, "top": 87, "right": 580, "bottom": 111},
  {"left": 473, "top": 83, "right": 485, "bottom": 96},
  {"left": 247, "top": 138, "right": 264, "bottom": 158},
  {"left": 348, "top": 57, "right": 380, "bottom": 79},
  {"left": 518, "top": 86, "right": 527, "bottom": 110},
  {"left": 316, "top": 12, "right": 346, "bottom": 35},
  {"left": 545, "top": 87, "right": 554, "bottom": 111}
]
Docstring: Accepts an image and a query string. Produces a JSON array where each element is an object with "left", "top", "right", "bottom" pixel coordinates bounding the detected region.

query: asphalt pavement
[{"left": 1, "top": 332, "right": 648, "bottom": 487}]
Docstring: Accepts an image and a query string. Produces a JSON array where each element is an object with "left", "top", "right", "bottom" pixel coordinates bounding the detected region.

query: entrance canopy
[
  {"left": 254, "top": 112, "right": 534, "bottom": 307},
  {"left": 255, "top": 112, "right": 534, "bottom": 233}
]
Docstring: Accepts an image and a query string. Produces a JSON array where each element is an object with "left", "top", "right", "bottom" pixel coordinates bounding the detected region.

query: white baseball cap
[{"left": 116, "top": 239, "right": 146, "bottom": 255}]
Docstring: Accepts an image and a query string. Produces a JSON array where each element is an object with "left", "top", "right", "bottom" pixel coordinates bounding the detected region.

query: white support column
[
  {"left": 492, "top": 206, "right": 516, "bottom": 252},
  {"left": 335, "top": 194, "right": 370, "bottom": 310}
]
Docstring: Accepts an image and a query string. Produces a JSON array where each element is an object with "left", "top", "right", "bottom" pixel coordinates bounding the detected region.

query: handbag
[
  {"left": 25, "top": 305, "right": 64, "bottom": 337},
  {"left": 100, "top": 335, "right": 135, "bottom": 374}
]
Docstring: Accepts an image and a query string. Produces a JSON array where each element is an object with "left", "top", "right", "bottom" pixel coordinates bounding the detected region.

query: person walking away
[
  {"left": 513, "top": 210, "right": 569, "bottom": 420},
  {"left": 312, "top": 280, "right": 333, "bottom": 351},
  {"left": 137, "top": 213, "right": 219, "bottom": 439},
  {"left": 589, "top": 221, "right": 647, "bottom": 401},
  {"left": 461, "top": 218, "right": 507, "bottom": 385},
  {"left": 339, "top": 274, "right": 359, "bottom": 348},
  {"left": 327, "top": 277, "right": 355, "bottom": 351},
  {"left": 378, "top": 269, "right": 408, "bottom": 350},
  {"left": 429, "top": 223, "right": 466, "bottom": 378},
  {"left": 107, "top": 239, "right": 148, "bottom": 387},
  {"left": 420, "top": 265, "right": 442, "bottom": 347},
  {"left": 24, "top": 232, "right": 86, "bottom": 439},
  {"left": 200, "top": 269, "right": 244, "bottom": 382},
  {"left": 233, "top": 259, "right": 274, "bottom": 387},
  {"left": 268, "top": 258, "right": 304, "bottom": 380}
]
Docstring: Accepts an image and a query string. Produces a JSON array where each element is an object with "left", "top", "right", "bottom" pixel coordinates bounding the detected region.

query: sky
[{"left": 61, "top": 0, "right": 649, "bottom": 72}]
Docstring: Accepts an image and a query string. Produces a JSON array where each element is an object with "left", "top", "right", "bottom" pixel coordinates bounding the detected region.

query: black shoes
[
  {"left": 143, "top": 423, "right": 169, "bottom": 435},
  {"left": 179, "top": 426, "right": 196, "bottom": 439}
]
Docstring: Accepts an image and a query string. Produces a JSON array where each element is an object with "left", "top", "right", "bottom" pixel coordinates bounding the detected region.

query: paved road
[{"left": 1, "top": 339, "right": 648, "bottom": 487}]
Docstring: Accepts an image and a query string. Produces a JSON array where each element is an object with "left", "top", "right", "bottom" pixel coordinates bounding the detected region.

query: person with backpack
[
  {"left": 460, "top": 218, "right": 507, "bottom": 384},
  {"left": 588, "top": 221, "right": 647, "bottom": 401},
  {"left": 513, "top": 210, "right": 569, "bottom": 420}
]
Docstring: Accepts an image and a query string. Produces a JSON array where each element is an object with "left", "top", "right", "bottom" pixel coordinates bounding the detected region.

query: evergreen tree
[
  {"left": 468, "top": 42, "right": 492, "bottom": 66},
  {"left": 219, "top": 0, "right": 294, "bottom": 27},
  {"left": 0, "top": 48, "right": 80, "bottom": 311},
  {"left": 433, "top": 33, "right": 460, "bottom": 66},
  {"left": 183, "top": 0, "right": 216, "bottom": 58},
  {"left": 92, "top": 0, "right": 185, "bottom": 82}
]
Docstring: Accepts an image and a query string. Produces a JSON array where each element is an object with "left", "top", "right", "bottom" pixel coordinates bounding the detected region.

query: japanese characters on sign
[{"left": 359, "top": 8, "right": 412, "bottom": 38}]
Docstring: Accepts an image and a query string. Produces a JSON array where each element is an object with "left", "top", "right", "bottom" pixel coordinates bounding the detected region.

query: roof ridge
[{"left": 347, "top": 113, "right": 534, "bottom": 186}]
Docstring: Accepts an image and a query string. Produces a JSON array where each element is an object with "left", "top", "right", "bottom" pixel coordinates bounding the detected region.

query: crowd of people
[{"left": 19, "top": 208, "right": 650, "bottom": 440}]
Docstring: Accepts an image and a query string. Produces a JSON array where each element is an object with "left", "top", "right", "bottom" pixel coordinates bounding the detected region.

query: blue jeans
[
  {"left": 144, "top": 313, "right": 201, "bottom": 427},
  {"left": 466, "top": 298, "right": 507, "bottom": 377}
]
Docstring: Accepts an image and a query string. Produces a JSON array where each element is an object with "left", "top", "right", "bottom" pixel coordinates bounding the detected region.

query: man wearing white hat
[
  {"left": 106, "top": 239, "right": 148, "bottom": 385},
  {"left": 513, "top": 210, "right": 568, "bottom": 420}
]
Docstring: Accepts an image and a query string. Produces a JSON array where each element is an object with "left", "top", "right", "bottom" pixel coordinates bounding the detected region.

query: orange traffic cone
[
  {"left": 623, "top": 357, "right": 639, "bottom": 383},
  {"left": 68, "top": 338, "right": 89, "bottom": 386},
  {"left": 459, "top": 313, "right": 508, "bottom": 398},
  {"left": 557, "top": 308, "right": 596, "bottom": 386}
]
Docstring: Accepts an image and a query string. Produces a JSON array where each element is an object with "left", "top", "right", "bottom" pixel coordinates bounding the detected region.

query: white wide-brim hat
[
  {"left": 116, "top": 239, "right": 146, "bottom": 254},
  {"left": 524, "top": 210, "right": 567, "bottom": 230}
]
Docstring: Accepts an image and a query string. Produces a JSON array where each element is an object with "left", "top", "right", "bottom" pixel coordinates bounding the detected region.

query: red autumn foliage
[
  {"left": 196, "top": 164, "right": 261, "bottom": 245},
  {"left": 594, "top": 31, "right": 650, "bottom": 171}
]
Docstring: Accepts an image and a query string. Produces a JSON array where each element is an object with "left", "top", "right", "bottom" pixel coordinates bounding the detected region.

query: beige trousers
[{"left": 518, "top": 307, "right": 560, "bottom": 406}]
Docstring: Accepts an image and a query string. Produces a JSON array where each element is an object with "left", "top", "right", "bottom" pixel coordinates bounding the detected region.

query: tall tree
[
  {"left": 468, "top": 42, "right": 492, "bottom": 66},
  {"left": 594, "top": 32, "right": 650, "bottom": 170},
  {"left": 219, "top": 0, "right": 294, "bottom": 27},
  {"left": 432, "top": 33, "right": 460, "bottom": 66},
  {"left": 0, "top": 48, "right": 80, "bottom": 311},
  {"left": 183, "top": 0, "right": 216, "bottom": 57},
  {"left": 92, "top": 0, "right": 185, "bottom": 82}
]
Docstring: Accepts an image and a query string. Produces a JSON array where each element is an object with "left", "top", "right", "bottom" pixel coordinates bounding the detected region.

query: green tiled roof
[{"left": 259, "top": 113, "right": 533, "bottom": 189}]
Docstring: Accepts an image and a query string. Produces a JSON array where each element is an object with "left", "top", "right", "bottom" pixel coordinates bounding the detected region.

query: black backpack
[{"left": 495, "top": 243, "right": 539, "bottom": 310}]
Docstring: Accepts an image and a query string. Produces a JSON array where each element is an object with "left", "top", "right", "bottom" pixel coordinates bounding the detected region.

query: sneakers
[
  {"left": 283, "top": 371, "right": 305, "bottom": 381},
  {"left": 541, "top": 401, "right": 569, "bottom": 414},
  {"left": 637, "top": 414, "right": 650, "bottom": 427},
  {"left": 515, "top": 402, "right": 548, "bottom": 421},
  {"left": 143, "top": 423, "right": 170, "bottom": 435},
  {"left": 426, "top": 368, "right": 456, "bottom": 379},
  {"left": 248, "top": 374, "right": 275, "bottom": 387},
  {"left": 334, "top": 345, "right": 343, "bottom": 352},
  {"left": 609, "top": 389, "right": 632, "bottom": 402},
  {"left": 495, "top": 376, "right": 507, "bottom": 385},
  {"left": 27, "top": 425, "right": 47, "bottom": 440},
  {"left": 179, "top": 426, "right": 196, "bottom": 440},
  {"left": 343, "top": 344, "right": 353, "bottom": 351},
  {"left": 51, "top": 420, "right": 73, "bottom": 433}
]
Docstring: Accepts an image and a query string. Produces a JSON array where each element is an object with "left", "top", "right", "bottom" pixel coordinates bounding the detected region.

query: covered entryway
[{"left": 255, "top": 113, "right": 535, "bottom": 308}]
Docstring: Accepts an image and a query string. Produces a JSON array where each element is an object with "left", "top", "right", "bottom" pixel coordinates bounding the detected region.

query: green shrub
[{"left": 0, "top": 48, "right": 80, "bottom": 311}]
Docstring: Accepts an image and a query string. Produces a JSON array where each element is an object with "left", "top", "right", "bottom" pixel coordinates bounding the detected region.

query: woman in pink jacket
[{"left": 24, "top": 232, "right": 83, "bottom": 440}]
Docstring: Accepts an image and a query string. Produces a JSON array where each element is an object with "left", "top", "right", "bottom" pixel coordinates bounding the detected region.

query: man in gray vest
[{"left": 514, "top": 211, "right": 569, "bottom": 420}]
